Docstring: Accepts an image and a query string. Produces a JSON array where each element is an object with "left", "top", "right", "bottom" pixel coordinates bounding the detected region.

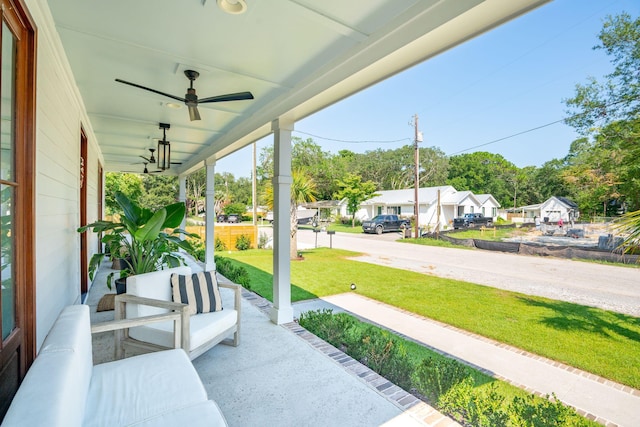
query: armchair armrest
[
  {"left": 91, "top": 294, "right": 190, "bottom": 360},
  {"left": 218, "top": 282, "right": 242, "bottom": 314},
  {"left": 217, "top": 280, "right": 242, "bottom": 346}
]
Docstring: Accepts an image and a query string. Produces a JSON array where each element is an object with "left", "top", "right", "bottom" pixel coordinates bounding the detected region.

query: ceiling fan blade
[
  {"left": 139, "top": 155, "right": 152, "bottom": 163},
  {"left": 198, "top": 91, "right": 254, "bottom": 103},
  {"left": 188, "top": 105, "right": 201, "bottom": 121},
  {"left": 115, "top": 79, "right": 186, "bottom": 103}
]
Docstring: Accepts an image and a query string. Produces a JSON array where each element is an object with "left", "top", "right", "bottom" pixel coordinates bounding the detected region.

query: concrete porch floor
[{"left": 86, "top": 260, "right": 456, "bottom": 427}]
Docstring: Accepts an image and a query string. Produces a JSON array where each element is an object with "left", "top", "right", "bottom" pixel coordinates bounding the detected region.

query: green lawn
[{"left": 222, "top": 248, "right": 640, "bottom": 389}]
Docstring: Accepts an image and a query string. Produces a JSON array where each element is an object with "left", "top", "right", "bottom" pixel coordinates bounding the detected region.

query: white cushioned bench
[{"left": 1, "top": 305, "right": 227, "bottom": 427}]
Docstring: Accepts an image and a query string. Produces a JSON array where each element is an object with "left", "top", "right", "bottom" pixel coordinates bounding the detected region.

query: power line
[
  {"left": 448, "top": 118, "right": 567, "bottom": 156},
  {"left": 293, "top": 130, "right": 411, "bottom": 144},
  {"left": 449, "top": 95, "right": 639, "bottom": 156}
]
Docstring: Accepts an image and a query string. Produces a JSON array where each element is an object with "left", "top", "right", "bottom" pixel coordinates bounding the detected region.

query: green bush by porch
[{"left": 299, "top": 309, "right": 597, "bottom": 427}]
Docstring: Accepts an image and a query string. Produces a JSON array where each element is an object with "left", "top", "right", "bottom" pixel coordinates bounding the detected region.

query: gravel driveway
[{"left": 295, "top": 228, "right": 640, "bottom": 317}]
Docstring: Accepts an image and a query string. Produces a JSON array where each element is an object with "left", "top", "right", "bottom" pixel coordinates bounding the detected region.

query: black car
[{"left": 362, "top": 214, "right": 409, "bottom": 235}]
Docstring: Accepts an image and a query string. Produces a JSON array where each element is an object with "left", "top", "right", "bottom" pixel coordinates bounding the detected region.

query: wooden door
[
  {"left": 80, "top": 129, "right": 88, "bottom": 298},
  {"left": 0, "top": 0, "right": 36, "bottom": 420}
]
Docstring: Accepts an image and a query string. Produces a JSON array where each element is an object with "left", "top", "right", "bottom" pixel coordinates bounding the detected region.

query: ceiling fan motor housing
[{"left": 185, "top": 89, "right": 198, "bottom": 106}]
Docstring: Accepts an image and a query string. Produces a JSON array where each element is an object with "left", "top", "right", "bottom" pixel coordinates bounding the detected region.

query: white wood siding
[{"left": 27, "top": 0, "right": 103, "bottom": 350}]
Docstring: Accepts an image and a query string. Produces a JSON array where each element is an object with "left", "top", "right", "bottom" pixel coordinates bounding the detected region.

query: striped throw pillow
[{"left": 171, "top": 271, "right": 222, "bottom": 315}]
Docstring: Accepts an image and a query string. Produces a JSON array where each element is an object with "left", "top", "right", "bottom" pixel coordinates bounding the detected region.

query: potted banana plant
[{"left": 78, "top": 191, "right": 199, "bottom": 293}]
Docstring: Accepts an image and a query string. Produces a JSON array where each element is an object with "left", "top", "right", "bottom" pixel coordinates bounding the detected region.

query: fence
[{"left": 186, "top": 224, "right": 257, "bottom": 251}]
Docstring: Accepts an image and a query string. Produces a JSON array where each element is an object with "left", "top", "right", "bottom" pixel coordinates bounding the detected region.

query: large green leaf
[
  {"left": 163, "top": 202, "right": 186, "bottom": 228},
  {"left": 133, "top": 208, "right": 166, "bottom": 242},
  {"left": 116, "top": 191, "right": 142, "bottom": 224}
]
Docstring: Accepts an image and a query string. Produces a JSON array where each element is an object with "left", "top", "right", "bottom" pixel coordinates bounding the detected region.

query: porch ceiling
[{"left": 48, "top": 0, "right": 548, "bottom": 175}]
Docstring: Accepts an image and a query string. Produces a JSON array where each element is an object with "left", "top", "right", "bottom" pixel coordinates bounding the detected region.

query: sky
[{"left": 216, "top": 0, "right": 640, "bottom": 179}]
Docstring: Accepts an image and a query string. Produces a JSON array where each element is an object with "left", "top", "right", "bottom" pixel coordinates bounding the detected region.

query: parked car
[
  {"left": 362, "top": 215, "right": 409, "bottom": 235},
  {"left": 216, "top": 214, "right": 227, "bottom": 222},
  {"left": 453, "top": 213, "right": 493, "bottom": 229},
  {"left": 227, "top": 214, "right": 241, "bottom": 223}
]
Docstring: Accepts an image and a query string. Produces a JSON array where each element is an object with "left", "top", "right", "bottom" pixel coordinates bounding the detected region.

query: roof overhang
[{"left": 47, "top": 0, "right": 550, "bottom": 176}]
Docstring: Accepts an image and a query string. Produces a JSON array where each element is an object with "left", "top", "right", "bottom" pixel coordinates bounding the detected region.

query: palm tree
[
  {"left": 263, "top": 169, "right": 317, "bottom": 259},
  {"left": 614, "top": 209, "right": 640, "bottom": 259}
]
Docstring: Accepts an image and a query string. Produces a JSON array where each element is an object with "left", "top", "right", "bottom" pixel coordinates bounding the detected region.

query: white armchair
[{"left": 115, "top": 266, "right": 241, "bottom": 360}]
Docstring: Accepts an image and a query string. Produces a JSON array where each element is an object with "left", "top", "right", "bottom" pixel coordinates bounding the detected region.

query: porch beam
[{"left": 270, "top": 118, "right": 294, "bottom": 325}]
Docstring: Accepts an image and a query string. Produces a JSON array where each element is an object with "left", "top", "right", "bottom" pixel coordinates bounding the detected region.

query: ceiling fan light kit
[{"left": 157, "top": 123, "right": 171, "bottom": 171}]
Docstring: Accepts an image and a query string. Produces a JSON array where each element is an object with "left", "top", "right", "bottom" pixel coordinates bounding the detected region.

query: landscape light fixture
[{"left": 157, "top": 123, "right": 171, "bottom": 170}]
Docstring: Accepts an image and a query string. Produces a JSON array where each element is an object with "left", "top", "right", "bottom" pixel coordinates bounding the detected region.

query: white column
[
  {"left": 205, "top": 159, "right": 216, "bottom": 271},
  {"left": 270, "top": 118, "right": 294, "bottom": 325},
  {"left": 179, "top": 174, "right": 187, "bottom": 233}
]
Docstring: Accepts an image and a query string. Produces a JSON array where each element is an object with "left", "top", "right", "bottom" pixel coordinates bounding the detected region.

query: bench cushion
[
  {"left": 128, "top": 306, "right": 238, "bottom": 351},
  {"left": 128, "top": 401, "right": 228, "bottom": 427},
  {"left": 84, "top": 349, "right": 208, "bottom": 427},
  {"left": 2, "top": 305, "right": 93, "bottom": 427}
]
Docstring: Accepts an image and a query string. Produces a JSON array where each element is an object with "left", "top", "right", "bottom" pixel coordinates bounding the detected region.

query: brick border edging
[{"left": 241, "top": 289, "right": 461, "bottom": 427}]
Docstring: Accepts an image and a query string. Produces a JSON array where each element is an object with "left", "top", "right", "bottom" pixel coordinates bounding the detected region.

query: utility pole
[
  {"left": 413, "top": 114, "right": 420, "bottom": 239},
  {"left": 252, "top": 142, "right": 258, "bottom": 245}
]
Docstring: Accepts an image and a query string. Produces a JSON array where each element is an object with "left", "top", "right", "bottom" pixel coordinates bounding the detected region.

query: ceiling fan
[
  {"left": 142, "top": 162, "right": 162, "bottom": 174},
  {"left": 123, "top": 162, "right": 162, "bottom": 174},
  {"left": 115, "top": 70, "right": 254, "bottom": 121},
  {"left": 140, "top": 148, "right": 156, "bottom": 164}
]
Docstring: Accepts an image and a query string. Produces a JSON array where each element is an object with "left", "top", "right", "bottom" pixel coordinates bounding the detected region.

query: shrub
[
  {"left": 258, "top": 232, "right": 269, "bottom": 249},
  {"left": 414, "top": 357, "right": 470, "bottom": 403},
  {"left": 215, "top": 237, "right": 227, "bottom": 251},
  {"left": 355, "top": 325, "right": 414, "bottom": 390},
  {"left": 339, "top": 216, "right": 362, "bottom": 226},
  {"left": 300, "top": 310, "right": 412, "bottom": 390},
  {"left": 189, "top": 238, "right": 205, "bottom": 262},
  {"left": 214, "top": 255, "right": 250, "bottom": 289},
  {"left": 299, "top": 310, "right": 356, "bottom": 346},
  {"left": 223, "top": 202, "right": 246, "bottom": 215},
  {"left": 235, "top": 234, "right": 252, "bottom": 250},
  {"left": 509, "top": 393, "right": 584, "bottom": 427},
  {"left": 439, "top": 378, "right": 509, "bottom": 427},
  {"left": 298, "top": 310, "right": 592, "bottom": 427}
]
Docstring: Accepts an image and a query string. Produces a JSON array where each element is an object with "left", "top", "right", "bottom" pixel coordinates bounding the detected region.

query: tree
[
  {"left": 563, "top": 12, "right": 640, "bottom": 215},
  {"left": 139, "top": 175, "right": 179, "bottom": 211},
  {"left": 104, "top": 173, "right": 143, "bottom": 216},
  {"left": 564, "top": 13, "right": 640, "bottom": 135},
  {"left": 446, "top": 152, "right": 519, "bottom": 208},
  {"left": 614, "top": 210, "right": 640, "bottom": 256},
  {"left": 289, "top": 170, "right": 318, "bottom": 258},
  {"left": 263, "top": 169, "right": 318, "bottom": 259},
  {"left": 528, "top": 159, "right": 569, "bottom": 203},
  {"left": 186, "top": 168, "right": 206, "bottom": 217},
  {"left": 334, "top": 173, "right": 378, "bottom": 227}
]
